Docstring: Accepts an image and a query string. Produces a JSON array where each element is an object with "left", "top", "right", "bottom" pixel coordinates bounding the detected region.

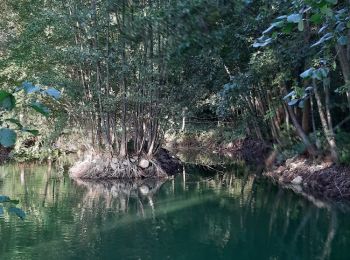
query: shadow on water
[{"left": 0, "top": 160, "right": 349, "bottom": 259}]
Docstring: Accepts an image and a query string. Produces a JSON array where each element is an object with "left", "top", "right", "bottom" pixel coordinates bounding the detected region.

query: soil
[
  {"left": 265, "top": 156, "right": 350, "bottom": 201},
  {"left": 215, "top": 137, "right": 350, "bottom": 202},
  {"left": 67, "top": 136, "right": 350, "bottom": 202}
]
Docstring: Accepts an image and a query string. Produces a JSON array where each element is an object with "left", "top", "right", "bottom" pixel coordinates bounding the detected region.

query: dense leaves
[{"left": 0, "top": 0, "right": 349, "bottom": 163}]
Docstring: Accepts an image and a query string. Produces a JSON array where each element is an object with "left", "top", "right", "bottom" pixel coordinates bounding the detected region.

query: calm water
[{"left": 0, "top": 163, "right": 349, "bottom": 260}]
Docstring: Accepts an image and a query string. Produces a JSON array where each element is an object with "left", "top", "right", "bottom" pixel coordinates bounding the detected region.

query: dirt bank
[
  {"left": 69, "top": 148, "right": 182, "bottom": 180},
  {"left": 265, "top": 156, "right": 350, "bottom": 201},
  {"left": 214, "top": 138, "right": 350, "bottom": 202}
]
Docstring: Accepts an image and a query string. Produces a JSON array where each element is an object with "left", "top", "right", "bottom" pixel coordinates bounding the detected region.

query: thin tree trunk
[
  {"left": 312, "top": 78, "right": 338, "bottom": 163},
  {"left": 284, "top": 103, "right": 318, "bottom": 157},
  {"left": 119, "top": 0, "right": 128, "bottom": 158},
  {"left": 336, "top": 44, "right": 350, "bottom": 110}
]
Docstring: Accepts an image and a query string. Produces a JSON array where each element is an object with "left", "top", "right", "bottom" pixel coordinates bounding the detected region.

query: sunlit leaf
[
  {"left": 0, "top": 128, "right": 17, "bottom": 147},
  {"left": 287, "top": 14, "right": 302, "bottom": 23},
  {"left": 23, "top": 129, "right": 39, "bottom": 136},
  {"left": 335, "top": 22, "right": 346, "bottom": 33},
  {"left": 0, "top": 91, "right": 16, "bottom": 111},
  {"left": 288, "top": 99, "right": 299, "bottom": 106},
  {"left": 318, "top": 25, "right": 328, "bottom": 34},
  {"left": 22, "top": 82, "right": 40, "bottom": 94},
  {"left": 253, "top": 37, "right": 272, "bottom": 48},
  {"left": 300, "top": 68, "right": 314, "bottom": 79},
  {"left": 310, "top": 33, "right": 334, "bottom": 48},
  {"left": 276, "top": 15, "right": 287, "bottom": 20},
  {"left": 5, "top": 119, "right": 23, "bottom": 129},
  {"left": 30, "top": 101, "right": 50, "bottom": 117},
  {"left": 305, "top": 86, "right": 313, "bottom": 93},
  {"left": 298, "top": 20, "right": 304, "bottom": 31},
  {"left": 43, "top": 88, "right": 61, "bottom": 99},
  {"left": 263, "top": 21, "right": 284, "bottom": 34},
  {"left": 283, "top": 91, "right": 296, "bottom": 100}
]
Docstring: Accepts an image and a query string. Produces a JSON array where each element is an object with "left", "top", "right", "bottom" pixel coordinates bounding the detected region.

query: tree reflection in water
[
  {"left": 74, "top": 178, "right": 167, "bottom": 217},
  {"left": 0, "top": 195, "right": 25, "bottom": 219},
  {"left": 73, "top": 164, "right": 343, "bottom": 260},
  {"left": 0, "top": 163, "right": 347, "bottom": 259}
]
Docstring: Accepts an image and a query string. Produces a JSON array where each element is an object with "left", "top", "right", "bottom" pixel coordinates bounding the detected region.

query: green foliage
[
  {"left": 0, "top": 0, "right": 349, "bottom": 163},
  {"left": 336, "top": 130, "right": 350, "bottom": 164},
  {"left": 0, "top": 82, "right": 60, "bottom": 152},
  {"left": 0, "top": 91, "right": 16, "bottom": 111},
  {"left": 0, "top": 129, "right": 17, "bottom": 147}
]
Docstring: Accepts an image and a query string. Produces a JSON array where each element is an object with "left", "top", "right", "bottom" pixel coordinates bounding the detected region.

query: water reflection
[
  {"left": 74, "top": 178, "right": 167, "bottom": 216},
  {"left": 0, "top": 195, "right": 25, "bottom": 219},
  {"left": 0, "top": 163, "right": 348, "bottom": 259}
]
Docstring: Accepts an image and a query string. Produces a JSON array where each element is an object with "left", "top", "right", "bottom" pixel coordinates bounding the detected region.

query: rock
[
  {"left": 291, "top": 176, "right": 303, "bottom": 185},
  {"left": 138, "top": 159, "right": 150, "bottom": 169},
  {"left": 139, "top": 185, "right": 150, "bottom": 195}
]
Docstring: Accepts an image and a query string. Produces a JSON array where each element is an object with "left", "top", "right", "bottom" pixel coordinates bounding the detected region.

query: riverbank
[
  {"left": 165, "top": 131, "right": 271, "bottom": 165},
  {"left": 167, "top": 131, "right": 350, "bottom": 201},
  {"left": 264, "top": 157, "right": 350, "bottom": 201},
  {"left": 221, "top": 139, "right": 350, "bottom": 201}
]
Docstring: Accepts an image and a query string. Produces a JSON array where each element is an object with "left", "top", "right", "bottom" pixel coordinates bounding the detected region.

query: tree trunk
[
  {"left": 284, "top": 103, "right": 318, "bottom": 157},
  {"left": 312, "top": 78, "right": 338, "bottom": 163},
  {"left": 119, "top": 0, "right": 128, "bottom": 158},
  {"left": 336, "top": 44, "right": 350, "bottom": 110}
]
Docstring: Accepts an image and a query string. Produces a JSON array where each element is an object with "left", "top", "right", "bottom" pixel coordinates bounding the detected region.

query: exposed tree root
[{"left": 69, "top": 148, "right": 181, "bottom": 180}]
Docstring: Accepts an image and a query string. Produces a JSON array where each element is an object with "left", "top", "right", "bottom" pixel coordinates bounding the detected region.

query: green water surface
[{"left": 0, "top": 163, "right": 349, "bottom": 260}]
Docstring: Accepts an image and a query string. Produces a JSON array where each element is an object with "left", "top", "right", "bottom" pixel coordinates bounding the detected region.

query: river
[{"left": 0, "top": 160, "right": 349, "bottom": 259}]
